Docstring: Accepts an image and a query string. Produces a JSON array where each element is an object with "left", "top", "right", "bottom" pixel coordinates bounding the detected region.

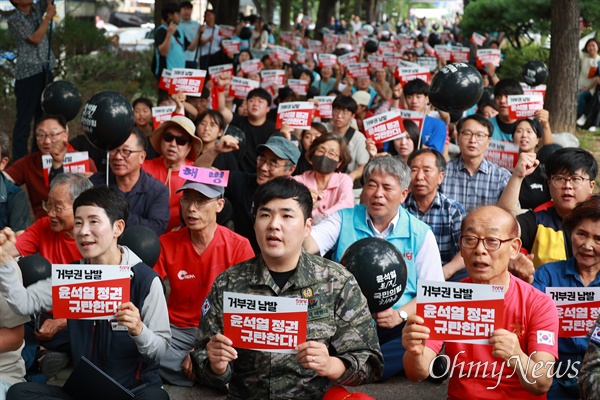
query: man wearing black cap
[
  {"left": 154, "top": 180, "right": 254, "bottom": 386},
  {"left": 196, "top": 135, "right": 301, "bottom": 253},
  {"left": 215, "top": 73, "right": 277, "bottom": 173}
]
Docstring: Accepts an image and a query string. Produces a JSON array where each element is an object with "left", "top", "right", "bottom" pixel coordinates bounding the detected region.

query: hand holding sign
[
  {"left": 296, "top": 341, "right": 343, "bottom": 379},
  {"left": 206, "top": 333, "right": 238, "bottom": 376},
  {"left": 401, "top": 315, "right": 431, "bottom": 356},
  {"left": 50, "top": 139, "right": 69, "bottom": 169},
  {"left": 489, "top": 329, "right": 523, "bottom": 366},
  {"left": 115, "top": 302, "right": 143, "bottom": 336}
]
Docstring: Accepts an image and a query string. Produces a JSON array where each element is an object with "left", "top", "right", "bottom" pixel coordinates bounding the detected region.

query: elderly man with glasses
[
  {"left": 90, "top": 129, "right": 170, "bottom": 235},
  {"left": 402, "top": 205, "right": 558, "bottom": 400},
  {"left": 4, "top": 114, "right": 97, "bottom": 220},
  {"left": 440, "top": 114, "right": 512, "bottom": 213},
  {"left": 153, "top": 180, "right": 254, "bottom": 386}
]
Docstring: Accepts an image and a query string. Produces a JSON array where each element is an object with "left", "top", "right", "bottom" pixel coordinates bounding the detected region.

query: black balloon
[
  {"left": 521, "top": 60, "right": 548, "bottom": 87},
  {"left": 119, "top": 226, "right": 160, "bottom": 268},
  {"left": 239, "top": 26, "right": 252, "bottom": 40},
  {"left": 365, "top": 40, "right": 379, "bottom": 54},
  {"left": 340, "top": 238, "right": 408, "bottom": 314},
  {"left": 429, "top": 62, "right": 484, "bottom": 113},
  {"left": 81, "top": 91, "right": 134, "bottom": 151},
  {"left": 41, "top": 81, "right": 82, "bottom": 121},
  {"left": 18, "top": 255, "right": 52, "bottom": 287}
]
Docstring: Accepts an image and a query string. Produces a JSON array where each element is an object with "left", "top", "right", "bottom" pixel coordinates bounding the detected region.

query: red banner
[
  {"left": 221, "top": 40, "right": 242, "bottom": 54},
  {"left": 42, "top": 152, "right": 91, "bottom": 187},
  {"left": 169, "top": 68, "right": 207, "bottom": 95},
  {"left": 507, "top": 94, "right": 544, "bottom": 119},
  {"left": 288, "top": 79, "right": 309, "bottom": 96},
  {"left": 476, "top": 49, "right": 501, "bottom": 68},
  {"left": 364, "top": 111, "right": 405, "bottom": 144},
  {"left": 546, "top": 288, "right": 600, "bottom": 338},
  {"left": 314, "top": 96, "right": 335, "bottom": 119},
  {"left": 151, "top": 105, "right": 176, "bottom": 130},
  {"left": 229, "top": 77, "right": 260, "bottom": 99},
  {"left": 208, "top": 63, "right": 234, "bottom": 84}
]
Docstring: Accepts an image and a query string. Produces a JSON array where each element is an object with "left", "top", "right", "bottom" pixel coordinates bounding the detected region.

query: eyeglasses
[
  {"left": 460, "top": 235, "right": 516, "bottom": 251},
  {"left": 257, "top": 155, "right": 290, "bottom": 171},
  {"left": 42, "top": 200, "right": 72, "bottom": 215},
  {"left": 314, "top": 146, "right": 340, "bottom": 161},
  {"left": 163, "top": 132, "right": 191, "bottom": 146},
  {"left": 35, "top": 131, "right": 66, "bottom": 141},
  {"left": 180, "top": 196, "right": 216, "bottom": 208},
  {"left": 332, "top": 109, "right": 352, "bottom": 117},
  {"left": 550, "top": 175, "right": 590, "bottom": 189},
  {"left": 460, "top": 131, "right": 490, "bottom": 141},
  {"left": 108, "top": 148, "right": 144, "bottom": 158}
]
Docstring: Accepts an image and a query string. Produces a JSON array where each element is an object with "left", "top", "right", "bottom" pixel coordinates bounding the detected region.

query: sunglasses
[{"left": 163, "top": 132, "right": 191, "bottom": 146}]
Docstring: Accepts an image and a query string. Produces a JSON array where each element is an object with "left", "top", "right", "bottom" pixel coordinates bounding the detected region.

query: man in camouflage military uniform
[
  {"left": 579, "top": 317, "right": 600, "bottom": 399},
  {"left": 190, "top": 177, "right": 383, "bottom": 399}
]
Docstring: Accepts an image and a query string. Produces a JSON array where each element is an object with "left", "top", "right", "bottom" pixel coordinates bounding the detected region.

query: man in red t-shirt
[
  {"left": 154, "top": 180, "right": 254, "bottom": 386},
  {"left": 4, "top": 114, "right": 97, "bottom": 220},
  {"left": 402, "top": 206, "right": 558, "bottom": 400}
]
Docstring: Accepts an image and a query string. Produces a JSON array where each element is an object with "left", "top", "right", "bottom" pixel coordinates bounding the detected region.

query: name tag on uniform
[{"left": 110, "top": 320, "right": 128, "bottom": 332}]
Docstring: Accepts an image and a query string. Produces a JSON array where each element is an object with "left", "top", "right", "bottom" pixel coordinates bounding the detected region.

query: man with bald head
[{"left": 402, "top": 206, "right": 559, "bottom": 399}]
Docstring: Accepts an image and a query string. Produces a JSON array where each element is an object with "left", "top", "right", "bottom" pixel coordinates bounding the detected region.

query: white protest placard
[
  {"left": 367, "top": 55, "right": 384, "bottom": 71},
  {"left": 395, "top": 109, "right": 425, "bottom": 131},
  {"left": 52, "top": 264, "right": 131, "bottom": 320},
  {"left": 314, "top": 96, "right": 335, "bottom": 119},
  {"left": 169, "top": 68, "right": 207, "bottom": 95},
  {"left": 383, "top": 52, "right": 403, "bottom": 68},
  {"left": 158, "top": 69, "right": 172, "bottom": 91},
  {"left": 223, "top": 292, "right": 308, "bottom": 353},
  {"left": 221, "top": 40, "right": 242, "bottom": 54},
  {"left": 151, "top": 105, "right": 176, "bottom": 130},
  {"left": 240, "top": 59, "right": 263, "bottom": 75},
  {"left": 208, "top": 63, "right": 234, "bottom": 84},
  {"left": 417, "top": 280, "right": 505, "bottom": 344},
  {"left": 451, "top": 46, "right": 470, "bottom": 63},
  {"left": 395, "top": 66, "right": 431, "bottom": 86},
  {"left": 338, "top": 52, "right": 359, "bottom": 67},
  {"left": 546, "top": 287, "right": 600, "bottom": 338},
  {"left": 476, "top": 49, "right": 501, "bottom": 67},
  {"left": 219, "top": 25, "right": 236, "bottom": 39},
  {"left": 346, "top": 62, "right": 370, "bottom": 79},
  {"left": 484, "top": 140, "right": 520, "bottom": 170},
  {"left": 521, "top": 83, "right": 547, "bottom": 100},
  {"left": 288, "top": 79, "right": 309, "bottom": 96},
  {"left": 229, "top": 77, "right": 260, "bottom": 99},
  {"left": 273, "top": 45, "right": 294, "bottom": 64},
  {"left": 435, "top": 45, "right": 452, "bottom": 62},
  {"left": 470, "top": 32, "right": 487, "bottom": 46},
  {"left": 42, "top": 152, "right": 91, "bottom": 187},
  {"left": 507, "top": 94, "right": 544, "bottom": 119},
  {"left": 417, "top": 56, "right": 438, "bottom": 72},
  {"left": 364, "top": 110, "right": 405, "bottom": 144},
  {"left": 275, "top": 101, "right": 314, "bottom": 130},
  {"left": 260, "top": 70, "right": 286, "bottom": 88},
  {"left": 318, "top": 53, "right": 338, "bottom": 68}
]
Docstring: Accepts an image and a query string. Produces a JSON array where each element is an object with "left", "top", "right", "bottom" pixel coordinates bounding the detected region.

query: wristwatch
[{"left": 398, "top": 309, "right": 408, "bottom": 323}]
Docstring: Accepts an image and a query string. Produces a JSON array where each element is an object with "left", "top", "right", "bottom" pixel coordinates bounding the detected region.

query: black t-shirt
[
  {"left": 225, "top": 171, "right": 260, "bottom": 254},
  {"left": 292, "top": 152, "right": 312, "bottom": 176},
  {"left": 231, "top": 114, "right": 276, "bottom": 173},
  {"left": 496, "top": 117, "right": 518, "bottom": 137}
]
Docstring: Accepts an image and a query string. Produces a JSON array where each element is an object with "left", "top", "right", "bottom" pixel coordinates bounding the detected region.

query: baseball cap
[
  {"left": 176, "top": 180, "right": 224, "bottom": 198},
  {"left": 352, "top": 90, "right": 371, "bottom": 107},
  {"left": 256, "top": 136, "right": 300, "bottom": 165}
]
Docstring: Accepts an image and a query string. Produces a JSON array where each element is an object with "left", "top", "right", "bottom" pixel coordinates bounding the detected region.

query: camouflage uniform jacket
[
  {"left": 579, "top": 316, "right": 600, "bottom": 399},
  {"left": 191, "top": 251, "right": 383, "bottom": 400}
]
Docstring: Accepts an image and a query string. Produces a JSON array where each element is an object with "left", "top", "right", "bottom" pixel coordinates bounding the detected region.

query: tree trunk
[
  {"left": 546, "top": 0, "right": 579, "bottom": 133},
  {"left": 265, "top": 0, "right": 274, "bottom": 23},
  {"left": 154, "top": 0, "right": 165, "bottom": 28},
  {"left": 315, "top": 0, "right": 336, "bottom": 38},
  {"left": 281, "top": 0, "right": 292, "bottom": 31},
  {"left": 353, "top": 0, "right": 360, "bottom": 19},
  {"left": 213, "top": 0, "right": 240, "bottom": 26},
  {"left": 303, "top": 0, "right": 309, "bottom": 17}
]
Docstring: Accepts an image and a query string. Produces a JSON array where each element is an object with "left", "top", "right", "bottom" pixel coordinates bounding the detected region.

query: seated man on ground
[
  {"left": 304, "top": 156, "right": 444, "bottom": 380},
  {"left": 154, "top": 180, "right": 254, "bottom": 386},
  {"left": 1, "top": 186, "right": 171, "bottom": 400},
  {"left": 402, "top": 205, "right": 558, "bottom": 399},
  {"left": 190, "top": 178, "right": 383, "bottom": 398}
]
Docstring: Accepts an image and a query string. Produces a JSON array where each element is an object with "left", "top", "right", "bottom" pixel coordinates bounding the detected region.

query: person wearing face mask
[{"left": 292, "top": 134, "right": 354, "bottom": 225}]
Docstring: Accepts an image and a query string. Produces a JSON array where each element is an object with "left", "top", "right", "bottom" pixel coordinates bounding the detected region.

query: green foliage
[
  {"left": 461, "top": 0, "right": 551, "bottom": 48},
  {"left": 499, "top": 44, "right": 549, "bottom": 81},
  {"left": 0, "top": 28, "right": 16, "bottom": 95},
  {"left": 51, "top": 16, "right": 110, "bottom": 59}
]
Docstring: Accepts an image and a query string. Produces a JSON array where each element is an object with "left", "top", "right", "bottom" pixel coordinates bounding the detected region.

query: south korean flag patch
[
  {"left": 202, "top": 298, "right": 211, "bottom": 317},
  {"left": 590, "top": 326, "right": 600, "bottom": 346},
  {"left": 537, "top": 330, "right": 555, "bottom": 346}
]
